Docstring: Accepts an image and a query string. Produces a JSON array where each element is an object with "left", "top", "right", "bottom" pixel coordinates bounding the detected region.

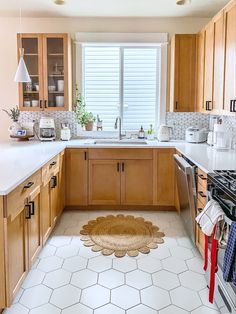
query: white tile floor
[{"left": 3, "top": 210, "right": 220, "bottom": 314}]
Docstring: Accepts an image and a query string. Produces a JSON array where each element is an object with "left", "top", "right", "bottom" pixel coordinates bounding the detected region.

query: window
[{"left": 83, "top": 45, "right": 161, "bottom": 131}]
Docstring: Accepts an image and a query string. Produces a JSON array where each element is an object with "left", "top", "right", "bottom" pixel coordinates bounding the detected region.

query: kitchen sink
[{"left": 93, "top": 139, "right": 147, "bottom": 145}]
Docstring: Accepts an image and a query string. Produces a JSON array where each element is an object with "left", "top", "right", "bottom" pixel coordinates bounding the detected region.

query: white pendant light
[{"left": 14, "top": 9, "right": 31, "bottom": 83}]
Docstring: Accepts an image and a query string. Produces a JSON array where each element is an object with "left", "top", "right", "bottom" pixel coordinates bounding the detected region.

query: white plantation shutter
[{"left": 83, "top": 46, "right": 161, "bottom": 131}]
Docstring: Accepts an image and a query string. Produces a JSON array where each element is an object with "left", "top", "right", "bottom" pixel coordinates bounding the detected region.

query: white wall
[{"left": 0, "top": 16, "right": 209, "bottom": 140}]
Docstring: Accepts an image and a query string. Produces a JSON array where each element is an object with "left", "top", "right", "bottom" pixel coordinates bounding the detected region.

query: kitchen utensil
[
  {"left": 39, "top": 117, "right": 56, "bottom": 141},
  {"left": 213, "top": 124, "right": 232, "bottom": 150},
  {"left": 157, "top": 124, "right": 172, "bottom": 141},
  {"left": 60, "top": 123, "right": 71, "bottom": 141}
]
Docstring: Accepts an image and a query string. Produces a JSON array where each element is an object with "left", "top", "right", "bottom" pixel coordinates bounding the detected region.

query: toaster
[{"left": 185, "top": 127, "right": 207, "bottom": 143}]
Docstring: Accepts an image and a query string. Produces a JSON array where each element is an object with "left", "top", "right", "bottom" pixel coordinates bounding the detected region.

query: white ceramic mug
[
  {"left": 32, "top": 100, "right": 39, "bottom": 107},
  {"left": 24, "top": 100, "right": 31, "bottom": 107},
  {"left": 56, "top": 96, "right": 64, "bottom": 107}
]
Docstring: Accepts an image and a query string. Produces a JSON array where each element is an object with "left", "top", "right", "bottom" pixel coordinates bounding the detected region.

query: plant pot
[
  {"left": 8, "top": 121, "right": 22, "bottom": 136},
  {"left": 85, "top": 121, "right": 94, "bottom": 131}
]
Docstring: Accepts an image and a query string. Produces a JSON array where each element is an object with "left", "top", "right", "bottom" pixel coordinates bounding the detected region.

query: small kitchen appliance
[
  {"left": 207, "top": 171, "right": 236, "bottom": 313},
  {"left": 157, "top": 124, "right": 172, "bottom": 142},
  {"left": 39, "top": 117, "right": 56, "bottom": 141},
  {"left": 213, "top": 124, "right": 232, "bottom": 151},
  {"left": 60, "top": 123, "right": 71, "bottom": 141},
  {"left": 185, "top": 126, "right": 207, "bottom": 143}
]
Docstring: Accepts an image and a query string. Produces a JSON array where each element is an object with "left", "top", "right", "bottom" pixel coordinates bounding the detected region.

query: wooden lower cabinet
[
  {"left": 0, "top": 197, "right": 6, "bottom": 308},
  {"left": 41, "top": 182, "right": 52, "bottom": 245},
  {"left": 89, "top": 160, "right": 121, "bottom": 205},
  {"left": 66, "top": 149, "right": 88, "bottom": 206},
  {"left": 5, "top": 208, "right": 28, "bottom": 305},
  {"left": 50, "top": 172, "right": 60, "bottom": 225},
  {"left": 121, "top": 160, "right": 153, "bottom": 205},
  {"left": 154, "top": 149, "right": 175, "bottom": 206}
]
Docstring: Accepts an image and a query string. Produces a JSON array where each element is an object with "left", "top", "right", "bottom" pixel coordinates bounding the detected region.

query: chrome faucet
[{"left": 114, "top": 116, "right": 125, "bottom": 140}]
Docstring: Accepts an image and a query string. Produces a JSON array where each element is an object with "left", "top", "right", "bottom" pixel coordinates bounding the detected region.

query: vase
[
  {"left": 8, "top": 121, "right": 22, "bottom": 136},
  {"left": 85, "top": 121, "right": 94, "bottom": 131}
]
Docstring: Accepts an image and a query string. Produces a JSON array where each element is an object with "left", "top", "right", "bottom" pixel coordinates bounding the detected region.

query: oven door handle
[{"left": 210, "top": 189, "right": 236, "bottom": 223}]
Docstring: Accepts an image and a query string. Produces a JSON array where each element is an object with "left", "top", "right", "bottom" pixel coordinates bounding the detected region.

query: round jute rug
[{"left": 80, "top": 214, "right": 165, "bottom": 258}]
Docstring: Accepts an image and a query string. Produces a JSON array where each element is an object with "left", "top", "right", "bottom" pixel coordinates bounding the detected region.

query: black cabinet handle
[
  {"left": 50, "top": 161, "right": 57, "bottom": 167},
  {"left": 84, "top": 151, "right": 87, "bottom": 160},
  {"left": 25, "top": 204, "right": 31, "bottom": 219},
  {"left": 39, "top": 100, "right": 43, "bottom": 109},
  {"left": 230, "top": 100, "right": 233, "bottom": 112},
  {"left": 117, "top": 163, "right": 120, "bottom": 172},
  {"left": 29, "top": 201, "right": 35, "bottom": 215},
  {"left": 205, "top": 101, "right": 208, "bottom": 110},
  {"left": 175, "top": 101, "right": 178, "bottom": 110},
  {"left": 122, "top": 162, "right": 125, "bottom": 172},
  {"left": 44, "top": 100, "right": 48, "bottom": 108},
  {"left": 24, "top": 181, "right": 34, "bottom": 189},
  {"left": 51, "top": 176, "right": 57, "bottom": 188},
  {"left": 233, "top": 100, "right": 236, "bottom": 112},
  {"left": 198, "top": 191, "right": 206, "bottom": 198},
  {"left": 198, "top": 174, "right": 207, "bottom": 180},
  {"left": 208, "top": 101, "right": 212, "bottom": 111},
  {"left": 197, "top": 208, "right": 203, "bottom": 214}
]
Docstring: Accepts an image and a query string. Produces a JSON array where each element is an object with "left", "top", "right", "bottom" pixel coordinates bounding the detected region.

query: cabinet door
[
  {"left": 196, "top": 29, "right": 205, "bottom": 112},
  {"left": 212, "top": 11, "right": 225, "bottom": 114},
  {"left": 0, "top": 197, "right": 6, "bottom": 308},
  {"left": 43, "top": 34, "right": 71, "bottom": 111},
  {"left": 89, "top": 160, "right": 121, "bottom": 205},
  {"left": 41, "top": 182, "right": 52, "bottom": 245},
  {"left": 58, "top": 151, "right": 65, "bottom": 214},
  {"left": 223, "top": 0, "right": 236, "bottom": 113},
  {"left": 27, "top": 190, "right": 41, "bottom": 267},
  {"left": 50, "top": 173, "right": 59, "bottom": 225},
  {"left": 66, "top": 149, "right": 88, "bottom": 206},
  {"left": 6, "top": 209, "right": 27, "bottom": 304},
  {"left": 121, "top": 160, "right": 153, "bottom": 205},
  {"left": 154, "top": 149, "right": 175, "bottom": 206},
  {"left": 203, "top": 22, "right": 214, "bottom": 111},
  {"left": 17, "top": 34, "right": 44, "bottom": 111},
  {"left": 170, "top": 34, "right": 196, "bottom": 112}
]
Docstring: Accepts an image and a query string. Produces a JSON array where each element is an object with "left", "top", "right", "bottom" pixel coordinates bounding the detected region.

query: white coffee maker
[
  {"left": 213, "top": 123, "right": 232, "bottom": 150},
  {"left": 39, "top": 117, "right": 56, "bottom": 141}
]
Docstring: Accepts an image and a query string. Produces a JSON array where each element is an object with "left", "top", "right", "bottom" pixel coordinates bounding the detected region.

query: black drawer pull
[
  {"left": 117, "top": 163, "right": 120, "bottom": 172},
  {"left": 50, "top": 161, "right": 57, "bottom": 167},
  {"left": 29, "top": 201, "right": 35, "bottom": 215},
  {"left": 25, "top": 204, "right": 31, "bottom": 219},
  {"left": 24, "top": 182, "right": 34, "bottom": 189},
  {"left": 197, "top": 208, "right": 203, "bottom": 214},
  {"left": 198, "top": 191, "right": 206, "bottom": 198},
  {"left": 198, "top": 174, "right": 207, "bottom": 180},
  {"left": 230, "top": 100, "right": 234, "bottom": 112},
  {"left": 122, "top": 162, "right": 125, "bottom": 172},
  {"left": 51, "top": 176, "right": 57, "bottom": 188}
]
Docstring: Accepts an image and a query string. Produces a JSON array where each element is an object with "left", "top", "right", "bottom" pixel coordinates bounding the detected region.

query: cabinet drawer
[
  {"left": 197, "top": 168, "right": 207, "bottom": 189},
  {"left": 42, "top": 154, "right": 60, "bottom": 185},
  {"left": 197, "top": 188, "right": 207, "bottom": 206},
  {"left": 88, "top": 148, "right": 153, "bottom": 160},
  {"left": 6, "top": 170, "right": 41, "bottom": 218}
]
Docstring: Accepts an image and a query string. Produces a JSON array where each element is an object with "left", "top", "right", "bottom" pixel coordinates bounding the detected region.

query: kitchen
[{"left": 0, "top": 0, "right": 236, "bottom": 313}]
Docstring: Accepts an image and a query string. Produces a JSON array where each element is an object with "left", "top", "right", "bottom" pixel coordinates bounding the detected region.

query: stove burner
[{"left": 213, "top": 170, "right": 236, "bottom": 194}]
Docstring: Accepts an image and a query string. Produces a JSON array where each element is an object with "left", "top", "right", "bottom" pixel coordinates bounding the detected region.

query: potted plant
[
  {"left": 2, "top": 106, "right": 22, "bottom": 136},
  {"left": 74, "top": 89, "right": 96, "bottom": 131}
]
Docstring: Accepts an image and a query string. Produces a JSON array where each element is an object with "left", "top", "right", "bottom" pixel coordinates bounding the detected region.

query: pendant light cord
[{"left": 19, "top": 8, "right": 24, "bottom": 58}]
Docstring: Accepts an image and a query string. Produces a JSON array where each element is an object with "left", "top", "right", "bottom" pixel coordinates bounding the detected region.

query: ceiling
[{"left": 0, "top": 0, "right": 230, "bottom": 18}]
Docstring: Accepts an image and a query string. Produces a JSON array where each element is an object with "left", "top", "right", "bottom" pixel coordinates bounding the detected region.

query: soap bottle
[{"left": 139, "top": 126, "right": 145, "bottom": 139}]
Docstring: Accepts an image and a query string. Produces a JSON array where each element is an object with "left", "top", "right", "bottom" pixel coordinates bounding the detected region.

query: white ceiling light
[
  {"left": 54, "top": 0, "right": 66, "bottom": 5},
  {"left": 14, "top": 9, "right": 31, "bottom": 83},
  {"left": 176, "top": 0, "right": 191, "bottom": 5}
]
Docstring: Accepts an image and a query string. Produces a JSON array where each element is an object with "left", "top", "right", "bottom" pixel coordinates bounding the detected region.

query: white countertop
[{"left": 0, "top": 139, "right": 235, "bottom": 196}]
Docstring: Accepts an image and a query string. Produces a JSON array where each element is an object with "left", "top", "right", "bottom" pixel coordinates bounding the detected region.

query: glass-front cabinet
[{"left": 17, "top": 33, "right": 71, "bottom": 111}]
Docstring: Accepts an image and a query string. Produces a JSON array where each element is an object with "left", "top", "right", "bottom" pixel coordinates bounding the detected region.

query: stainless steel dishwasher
[{"left": 174, "top": 154, "right": 197, "bottom": 243}]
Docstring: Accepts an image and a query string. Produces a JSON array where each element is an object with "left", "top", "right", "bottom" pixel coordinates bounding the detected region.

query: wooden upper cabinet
[
  {"left": 170, "top": 34, "right": 196, "bottom": 112},
  {"left": 121, "top": 160, "right": 153, "bottom": 205},
  {"left": 212, "top": 11, "right": 225, "bottom": 114},
  {"left": 89, "top": 160, "right": 121, "bottom": 205},
  {"left": 203, "top": 22, "right": 214, "bottom": 111},
  {"left": 18, "top": 33, "right": 72, "bottom": 111},
  {"left": 223, "top": 0, "right": 236, "bottom": 113},
  {"left": 66, "top": 149, "right": 88, "bottom": 206},
  {"left": 196, "top": 29, "right": 205, "bottom": 112}
]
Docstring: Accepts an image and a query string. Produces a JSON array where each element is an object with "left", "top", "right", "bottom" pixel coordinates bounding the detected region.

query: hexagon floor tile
[
  {"left": 126, "top": 269, "right": 152, "bottom": 289},
  {"left": 80, "top": 285, "right": 110, "bottom": 309},
  {"left": 71, "top": 269, "right": 98, "bottom": 289},
  {"left": 4, "top": 209, "right": 221, "bottom": 314},
  {"left": 152, "top": 269, "right": 180, "bottom": 290},
  {"left": 111, "top": 285, "right": 140, "bottom": 310},
  {"left": 20, "top": 285, "right": 52, "bottom": 309},
  {"left": 50, "top": 285, "right": 81, "bottom": 309},
  {"left": 98, "top": 269, "right": 124, "bottom": 289},
  {"left": 141, "top": 286, "right": 171, "bottom": 310},
  {"left": 170, "top": 286, "right": 202, "bottom": 311}
]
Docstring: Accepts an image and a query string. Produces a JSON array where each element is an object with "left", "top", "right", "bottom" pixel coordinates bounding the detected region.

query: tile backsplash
[{"left": 19, "top": 111, "right": 236, "bottom": 144}]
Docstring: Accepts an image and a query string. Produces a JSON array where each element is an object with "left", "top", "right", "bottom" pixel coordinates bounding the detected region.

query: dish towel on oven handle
[
  {"left": 196, "top": 199, "right": 225, "bottom": 303},
  {"left": 223, "top": 221, "right": 236, "bottom": 286}
]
